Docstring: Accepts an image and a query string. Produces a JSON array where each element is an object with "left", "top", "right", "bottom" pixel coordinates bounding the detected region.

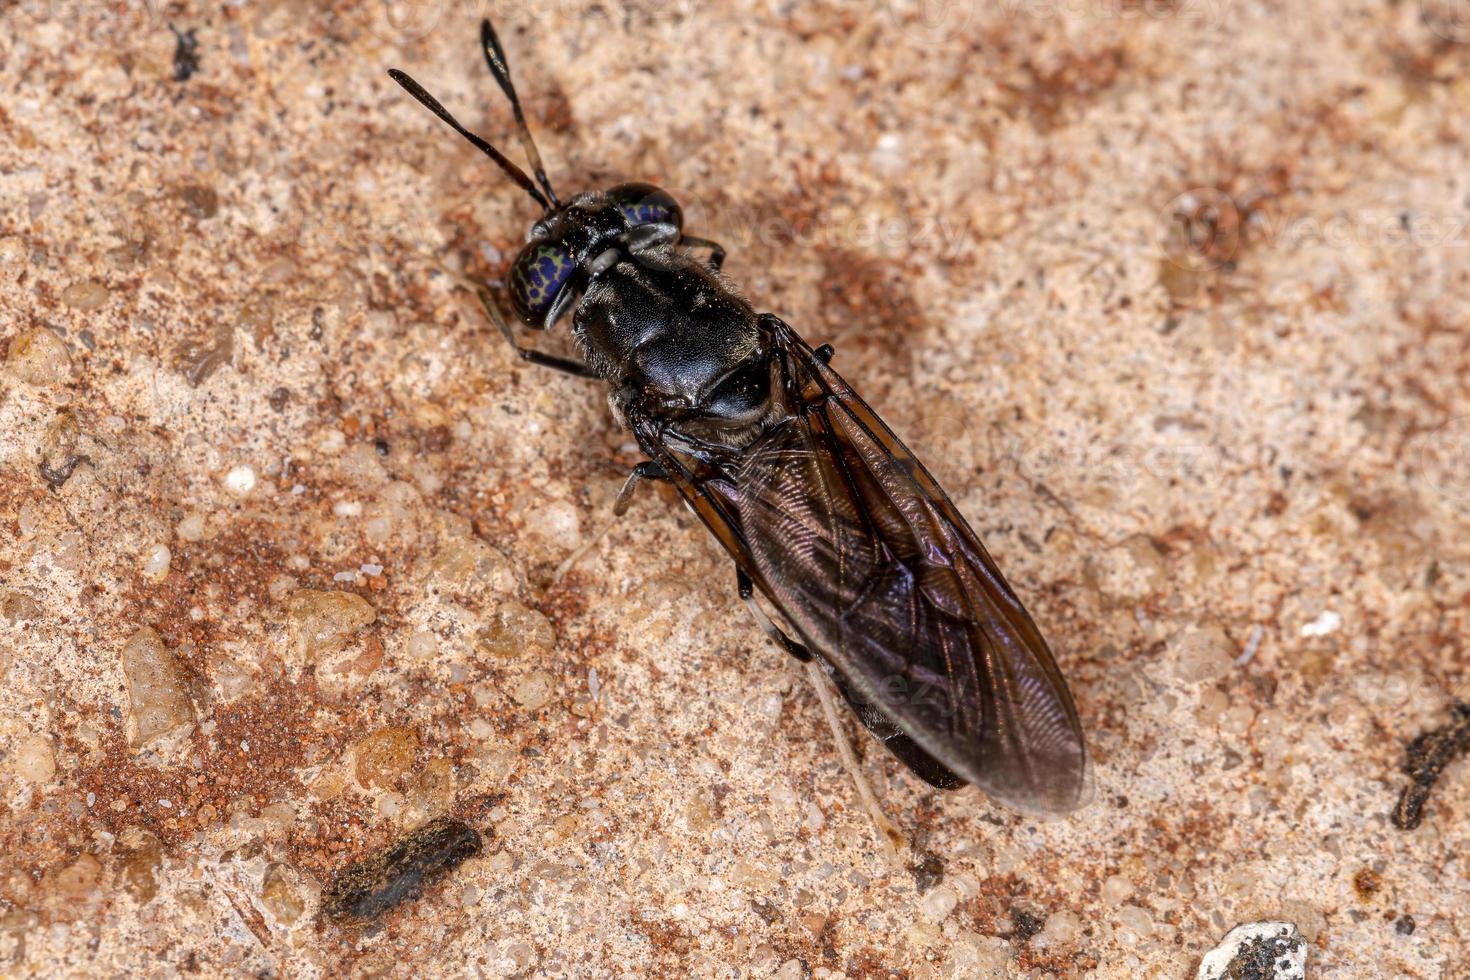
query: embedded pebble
[
  {"left": 61, "top": 279, "right": 110, "bottom": 310},
  {"left": 1, "top": 591, "right": 44, "bottom": 622},
  {"left": 118, "top": 829, "right": 163, "bottom": 903},
  {"left": 11, "top": 734, "right": 56, "bottom": 783},
  {"left": 38, "top": 410, "right": 85, "bottom": 486},
  {"left": 943, "top": 930, "right": 1012, "bottom": 975},
  {"left": 120, "top": 627, "right": 197, "bottom": 750},
  {"left": 1102, "top": 874, "right": 1135, "bottom": 905},
  {"left": 317, "top": 428, "right": 346, "bottom": 454},
  {"left": 1171, "top": 621, "right": 1236, "bottom": 683},
  {"left": 477, "top": 601, "right": 555, "bottom": 660},
  {"left": 176, "top": 513, "right": 208, "bottom": 541},
  {"left": 7, "top": 328, "right": 73, "bottom": 386},
  {"left": 423, "top": 538, "right": 518, "bottom": 595},
  {"left": 512, "top": 670, "right": 556, "bottom": 711},
  {"left": 919, "top": 885, "right": 958, "bottom": 922},
  {"left": 354, "top": 725, "right": 420, "bottom": 789},
  {"left": 140, "top": 542, "right": 171, "bottom": 581},
  {"left": 1033, "top": 908, "right": 1081, "bottom": 950},
  {"left": 402, "top": 629, "right": 438, "bottom": 662},
  {"left": 1196, "top": 921, "right": 1306, "bottom": 980},
  {"left": 261, "top": 863, "right": 307, "bottom": 925},
  {"left": 1117, "top": 904, "right": 1154, "bottom": 941},
  {"left": 224, "top": 465, "right": 257, "bottom": 496},
  {"left": 405, "top": 757, "right": 454, "bottom": 820},
  {"left": 523, "top": 499, "right": 582, "bottom": 552},
  {"left": 285, "top": 588, "right": 375, "bottom": 658},
  {"left": 50, "top": 854, "right": 102, "bottom": 905}
]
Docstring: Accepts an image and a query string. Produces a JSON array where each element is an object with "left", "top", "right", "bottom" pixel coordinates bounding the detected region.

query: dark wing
[{"left": 637, "top": 317, "right": 1088, "bottom": 813}]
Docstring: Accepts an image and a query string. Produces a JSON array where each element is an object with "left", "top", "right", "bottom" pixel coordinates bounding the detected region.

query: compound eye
[
  {"left": 608, "top": 182, "right": 683, "bottom": 234},
  {"left": 510, "top": 242, "right": 575, "bottom": 324},
  {"left": 705, "top": 357, "right": 770, "bottom": 427}
]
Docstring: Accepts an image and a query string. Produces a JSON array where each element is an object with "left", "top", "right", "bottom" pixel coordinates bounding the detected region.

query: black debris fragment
[
  {"left": 1221, "top": 934, "right": 1298, "bottom": 980},
  {"left": 1010, "top": 907, "right": 1045, "bottom": 942},
  {"left": 39, "top": 411, "right": 88, "bottom": 489},
  {"left": 323, "top": 817, "right": 483, "bottom": 921},
  {"left": 1392, "top": 700, "right": 1470, "bottom": 831},
  {"left": 909, "top": 853, "right": 944, "bottom": 894},
  {"left": 169, "top": 24, "right": 200, "bottom": 82}
]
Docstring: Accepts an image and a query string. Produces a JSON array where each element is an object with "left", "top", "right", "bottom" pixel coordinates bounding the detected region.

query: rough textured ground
[{"left": 3, "top": 1, "right": 1469, "bottom": 977}]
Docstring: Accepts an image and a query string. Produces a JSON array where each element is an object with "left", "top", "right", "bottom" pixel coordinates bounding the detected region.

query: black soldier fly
[{"left": 387, "top": 19, "right": 1089, "bottom": 818}]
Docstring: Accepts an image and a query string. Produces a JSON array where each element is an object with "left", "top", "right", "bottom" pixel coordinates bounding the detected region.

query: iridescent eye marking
[
  {"left": 513, "top": 243, "right": 573, "bottom": 314},
  {"left": 620, "top": 203, "right": 672, "bottom": 226}
]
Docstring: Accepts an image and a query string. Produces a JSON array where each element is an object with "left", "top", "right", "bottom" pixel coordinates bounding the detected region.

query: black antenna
[
  {"left": 387, "top": 68, "right": 551, "bottom": 213},
  {"left": 480, "top": 18, "right": 560, "bottom": 209}
]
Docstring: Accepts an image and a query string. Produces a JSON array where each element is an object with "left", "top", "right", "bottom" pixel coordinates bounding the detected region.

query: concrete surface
[{"left": 2, "top": 0, "right": 1469, "bottom": 977}]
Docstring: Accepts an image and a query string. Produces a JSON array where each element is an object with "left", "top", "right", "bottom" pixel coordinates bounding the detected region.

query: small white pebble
[
  {"left": 11, "top": 736, "right": 55, "bottom": 783},
  {"left": 1102, "top": 874, "right": 1135, "bottom": 905},
  {"left": 1035, "top": 909, "right": 1081, "bottom": 950},
  {"left": 1117, "top": 904, "right": 1154, "bottom": 940},
  {"left": 176, "top": 513, "right": 207, "bottom": 542},
  {"left": 333, "top": 500, "right": 363, "bottom": 517},
  {"left": 403, "top": 630, "right": 438, "bottom": 662},
  {"left": 759, "top": 692, "right": 784, "bottom": 720},
  {"left": 240, "top": 740, "right": 250, "bottom": 752},
  {"left": 333, "top": 570, "right": 358, "bottom": 583},
  {"left": 513, "top": 671, "right": 555, "bottom": 711},
  {"left": 225, "top": 465, "right": 257, "bottom": 495},
  {"left": 805, "top": 801, "right": 825, "bottom": 832},
  {"left": 587, "top": 667, "right": 600, "bottom": 703},
  {"left": 158, "top": 799, "right": 173, "bottom": 809},
  {"left": 86, "top": 792, "right": 95, "bottom": 807},
  {"left": 291, "top": 484, "right": 306, "bottom": 495},
  {"left": 1300, "top": 610, "right": 1341, "bottom": 638},
  {"left": 141, "top": 542, "right": 171, "bottom": 581},
  {"left": 378, "top": 792, "right": 403, "bottom": 820},
  {"left": 921, "top": 886, "right": 958, "bottom": 922},
  {"left": 524, "top": 499, "right": 582, "bottom": 552},
  {"left": 359, "top": 563, "right": 383, "bottom": 576}
]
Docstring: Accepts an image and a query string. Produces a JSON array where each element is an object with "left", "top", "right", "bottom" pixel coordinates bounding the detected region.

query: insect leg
[
  {"left": 738, "top": 568, "right": 961, "bottom": 790},
  {"left": 804, "top": 659, "right": 905, "bottom": 859},
  {"left": 553, "top": 462, "right": 668, "bottom": 582},
  {"left": 825, "top": 673, "right": 964, "bottom": 790},
  {"left": 476, "top": 284, "right": 599, "bottom": 379},
  {"left": 679, "top": 235, "right": 727, "bottom": 272},
  {"left": 737, "top": 568, "right": 813, "bottom": 662},
  {"left": 735, "top": 568, "right": 902, "bottom": 855},
  {"left": 613, "top": 461, "right": 668, "bottom": 516}
]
